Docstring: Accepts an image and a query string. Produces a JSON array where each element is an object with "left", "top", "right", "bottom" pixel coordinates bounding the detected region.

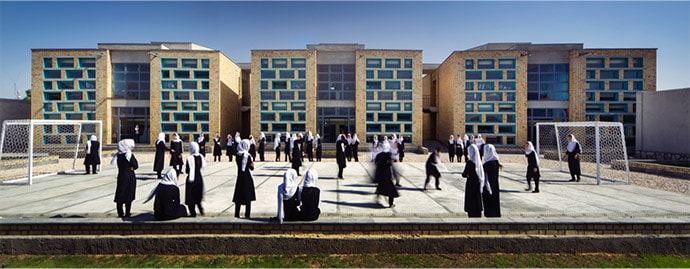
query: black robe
[
  {"left": 315, "top": 138, "right": 322, "bottom": 161},
  {"left": 258, "top": 137, "right": 266, "bottom": 161},
  {"left": 114, "top": 154, "right": 138, "bottom": 203},
  {"left": 198, "top": 138, "right": 206, "bottom": 156},
  {"left": 213, "top": 137, "right": 222, "bottom": 157},
  {"left": 299, "top": 187, "right": 321, "bottom": 221},
  {"left": 374, "top": 152, "right": 399, "bottom": 198},
  {"left": 84, "top": 141, "right": 100, "bottom": 166},
  {"left": 249, "top": 143, "right": 257, "bottom": 160},
  {"left": 526, "top": 151, "right": 541, "bottom": 180},
  {"left": 482, "top": 160, "right": 501, "bottom": 217},
  {"left": 425, "top": 153, "right": 441, "bottom": 178},
  {"left": 185, "top": 155, "right": 204, "bottom": 205},
  {"left": 153, "top": 140, "right": 167, "bottom": 172},
  {"left": 336, "top": 140, "right": 347, "bottom": 169},
  {"left": 566, "top": 142, "right": 581, "bottom": 177},
  {"left": 462, "top": 161, "right": 482, "bottom": 218},
  {"left": 233, "top": 154, "right": 256, "bottom": 205},
  {"left": 306, "top": 137, "right": 313, "bottom": 161},
  {"left": 291, "top": 139, "right": 302, "bottom": 171},
  {"left": 282, "top": 193, "right": 301, "bottom": 222},
  {"left": 447, "top": 140, "right": 455, "bottom": 161},
  {"left": 169, "top": 140, "right": 184, "bottom": 166},
  {"left": 153, "top": 184, "right": 188, "bottom": 221},
  {"left": 456, "top": 141, "right": 464, "bottom": 162}
]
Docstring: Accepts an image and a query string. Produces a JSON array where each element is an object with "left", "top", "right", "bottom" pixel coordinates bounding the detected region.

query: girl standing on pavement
[
  {"left": 525, "top": 141, "right": 541, "bottom": 193},
  {"left": 112, "top": 139, "right": 138, "bottom": 218}
]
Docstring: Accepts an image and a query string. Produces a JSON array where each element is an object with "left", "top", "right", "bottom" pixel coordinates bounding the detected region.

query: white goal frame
[
  {"left": 0, "top": 119, "right": 102, "bottom": 185},
  {"left": 536, "top": 121, "right": 631, "bottom": 185}
]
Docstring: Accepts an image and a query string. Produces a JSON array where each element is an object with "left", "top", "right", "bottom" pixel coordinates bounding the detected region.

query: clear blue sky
[{"left": 1, "top": 1, "right": 689, "bottom": 99}]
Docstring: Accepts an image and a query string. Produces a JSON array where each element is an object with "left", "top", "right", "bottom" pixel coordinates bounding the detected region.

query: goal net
[
  {"left": 536, "top": 121, "right": 630, "bottom": 185},
  {"left": 0, "top": 120, "right": 102, "bottom": 185}
]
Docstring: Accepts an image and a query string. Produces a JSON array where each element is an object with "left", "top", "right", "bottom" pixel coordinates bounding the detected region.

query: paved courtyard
[{"left": 1, "top": 154, "right": 689, "bottom": 222}]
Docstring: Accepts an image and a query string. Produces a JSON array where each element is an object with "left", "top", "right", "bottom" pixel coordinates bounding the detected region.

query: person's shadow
[
  {"left": 322, "top": 200, "right": 386, "bottom": 209},
  {"left": 122, "top": 212, "right": 156, "bottom": 222}
]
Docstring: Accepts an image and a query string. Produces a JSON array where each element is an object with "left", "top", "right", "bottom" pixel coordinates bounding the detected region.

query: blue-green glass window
[
  {"left": 298, "top": 91, "right": 306, "bottom": 99},
  {"left": 298, "top": 70, "right": 306, "bottom": 79},
  {"left": 182, "top": 124, "right": 197, "bottom": 132},
  {"left": 632, "top": 58, "right": 643, "bottom": 68},
  {"left": 600, "top": 70, "right": 619, "bottom": 79},
  {"left": 397, "top": 91, "right": 412, "bottom": 100},
  {"left": 272, "top": 58, "right": 288, "bottom": 68},
  {"left": 279, "top": 91, "right": 294, "bottom": 100},
  {"left": 498, "top": 125, "right": 515, "bottom": 134},
  {"left": 366, "top": 113, "right": 375, "bottom": 121},
  {"left": 397, "top": 70, "right": 412, "bottom": 79},
  {"left": 194, "top": 71, "right": 209, "bottom": 79},
  {"left": 182, "top": 81, "right": 197, "bottom": 89},
  {"left": 57, "top": 103, "right": 75, "bottom": 112},
  {"left": 201, "top": 102, "right": 209, "bottom": 110},
  {"left": 43, "top": 81, "right": 53, "bottom": 90},
  {"left": 161, "top": 58, "right": 177, "bottom": 68},
  {"left": 600, "top": 92, "right": 618, "bottom": 101},
  {"left": 404, "top": 102, "right": 413, "bottom": 111},
  {"left": 467, "top": 114, "right": 481, "bottom": 123},
  {"left": 586, "top": 58, "right": 604, "bottom": 68},
  {"left": 506, "top": 92, "right": 516, "bottom": 101},
  {"left": 478, "top": 82, "right": 494, "bottom": 90},
  {"left": 609, "top": 81, "right": 628, "bottom": 90},
  {"left": 273, "top": 123, "right": 287, "bottom": 132},
  {"left": 291, "top": 81, "right": 306, "bottom": 89},
  {"left": 273, "top": 81, "right": 287, "bottom": 89},
  {"left": 499, "top": 82, "right": 515, "bottom": 90},
  {"left": 79, "top": 81, "right": 95, "bottom": 89},
  {"left": 173, "top": 113, "right": 190, "bottom": 121},
  {"left": 272, "top": 102, "right": 288, "bottom": 110},
  {"left": 79, "top": 58, "right": 96, "bottom": 68},
  {"left": 194, "top": 91, "right": 209, "bottom": 100},
  {"left": 378, "top": 91, "right": 393, "bottom": 100},
  {"left": 466, "top": 82, "right": 474, "bottom": 91},
  {"left": 57, "top": 58, "right": 74, "bottom": 68},
  {"left": 378, "top": 113, "right": 394, "bottom": 121},
  {"left": 297, "top": 112, "right": 306, "bottom": 121},
  {"left": 385, "top": 59, "right": 401, "bottom": 68},
  {"left": 385, "top": 102, "right": 400, "bottom": 111},
  {"left": 261, "top": 91, "right": 276, "bottom": 100},
  {"left": 624, "top": 70, "right": 642, "bottom": 79},
  {"left": 599, "top": 115, "right": 618, "bottom": 122},
  {"left": 366, "top": 81, "right": 381, "bottom": 90},
  {"left": 498, "top": 59, "right": 515, "bottom": 69},
  {"left": 378, "top": 70, "right": 394, "bottom": 79},
  {"left": 466, "top": 92, "right": 481, "bottom": 101},
  {"left": 174, "top": 70, "right": 190, "bottom": 79},
  {"left": 366, "top": 92, "right": 375, "bottom": 100},
  {"left": 586, "top": 92, "right": 596, "bottom": 101},
  {"left": 477, "top": 103, "right": 494, "bottom": 112},
  {"left": 385, "top": 124, "right": 401, "bottom": 132},
  {"left": 291, "top": 102, "right": 306, "bottom": 111},
  {"left": 260, "top": 102, "right": 269, "bottom": 110},
  {"left": 366, "top": 70, "right": 374, "bottom": 79},
  {"left": 466, "top": 71, "right": 482, "bottom": 80},
  {"left": 478, "top": 125, "right": 494, "bottom": 134},
  {"left": 486, "top": 114, "right": 502, "bottom": 123},
  {"left": 261, "top": 58, "right": 269, "bottom": 68},
  {"left": 280, "top": 70, "right": 294, "bottom": 79},
  {"left": 404, "top": 59, "right": 413, "bottom": 68},
  {"left": 609, "top": 104, "right": 628, "bottom": 113},
  {"left": 507, "top": 70, "right": 515, "bottom": 80},
  {"left": 367, "top": 124, "right": 381, "bottom": 132},
  {"left": 465, "top": 103, "right": 473, "bottom": 112},
  {"left": 609, "top": 58, "right": 628, "bottom": 68},
  {"left": 366, "top": 102, "right": 381, "bottom": 111},
  {"left": 87, "top": 70, "right": 96, "bottom": 79},
  {"left": 498, "top": 103, "right": 515, "bottom": 112},
  {"left": 279, "top": 112, "right": 294, "bottom": 121},
  {"left": 506, "top": 114, "right": 515, "bottom": 123},
  {"left": 161, "top": 124, "right": 177, "bottom": 132},
  {"left": 161, "top": 113, "right": 170, "bottom": 121},
  {"left": 633, "top": 81, "right": 643, "bottom": 90},
  {"left": 181, "top": 59, "right": 197, "bottom": 68},
  {"left": 385, "top": 81, "right": 400, "bottom": 90},
  {"left": 181, "top": 102, "right": 197, "bottom": 111},
  {"left": 398, "top": 113, "right": 412, "bottom": 122},
  {"left": 57, "top": 81, "right": 74, "bottom": 89},
  {"left": 486, "top": 92, "right": 502, "bottom": 101},
  {"left": 404, "top": 81, "right": 412, "bottom": 90},
  {"left": 44, "top": 70, "right": 61, "bottom": 79},
  {"left": 486, "top": 71, "right": 502, "bottom": 80},
  {"left": 587, "top": 81, "right": 604, "bottom": 90},
  {"left": 161, "top": 102, "right": 177, "bottom": 110},
  {"left": 261, "top": 70, "right": 276, "bottom": 79},
  {"left": 261, "top": 81, "right": 269, "bottom": 89},
  {"left": 79, "top": 103, "right": 95, "bottom": 112},
  {"left": 161, "top": 92, "right": 170, "bottom": 100},
  {"left": 465, "top": 59, "right": 474, "bottom": 69},
  {"left": 477, "top": 59, "right": 494, "bottom": 69},
  {"left": 366, "top": 58, "right": 381, "bottom": 68},
  {"left": 260, "top": 124, "right": 269, "bottom": 132},
  {"left": 43, "top": 58, "right": 53, "bottom": 68},
  {"left": 291, "top": 58, "right": 306, "bottom": 68},
  {"left": 161, "top": 70, "right": 170, "bottom": 78},
  {"left": 201, "top": 59, "right": 209, "bottom": 69},
  {"left": 465, "top": 125, "right": 474, "bottom": 134}
]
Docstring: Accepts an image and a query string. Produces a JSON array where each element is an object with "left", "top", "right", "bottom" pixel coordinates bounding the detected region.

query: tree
[{"left": 23, "top": 89, "right": 31, "bottom": 101}]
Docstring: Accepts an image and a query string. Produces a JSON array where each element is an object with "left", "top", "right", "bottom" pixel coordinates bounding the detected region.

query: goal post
[
  {"left": 536, "top": 121, "right": 631, "bottom": 185},
  {"left": 0, "top": 119, "right": 102, "bottom": 185}
]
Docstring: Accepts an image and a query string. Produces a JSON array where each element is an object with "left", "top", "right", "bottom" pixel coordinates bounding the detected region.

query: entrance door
[
  {"left": 112, "top": 107, "right": 150, "bottom": 143},
  {"left": 320, "top": 117, "right": 354, "bottom": 143}
]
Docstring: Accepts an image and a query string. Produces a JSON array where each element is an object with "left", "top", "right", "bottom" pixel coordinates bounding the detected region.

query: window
[
  {"left": 498, "top": 59, "right": 515, "bottom": 69},
  {"left": 478, "top": 82, "right": 494, "bottom": 90},
  {"left": 385, "top": 81, "right": 400, "bottom": 90},
  {"left": 609, "top": 58, "right": 628, "bottom": 68},
  {"left": 182, "top": 81, "right": 197, "bottom": 89},
  {"left": 161, "top": 58, "right": 177, "bottom": 68},
  {"left": 161, "top": 102, "right": 178, "bottom": 111},
  {"left": 366, "top": 70, "right": 374, "bottom": 79},
  {"left": 280, "top": 70, "right": 294, "bottom": 79},
  {"left": 465, "top": 103, "right": 473, "bottom": 112},
  {"left": 498, "top": 103, "right": 515, "bottom": 112},
  {"left": 465, "top": 125, "right": 474, "bottom": 134},
  {"left": 507, "top": 70, "right": 515, "bottom": 80},
  {"left": 498, "top": 125, "right": 515, "bottom": 134},
  {"left": 623, "top": 92, "right": 636, "bottom": 101},
  {"left": 466, "top": 92, "right": 481, "bottom": 101},
  {"left": 404, "top": 59, "right": 413, "bottom": 68},
  {"left": 506, "top": 92, "right": 515, "bottom": 101},
  {"left": 279, "top": 113, "right": 294, "bottom": 121},
  {"left": 633, "top": 81, "right": 643, "bottom": 90},
  {"left": 397, "top": 113, "right": 412, "bottom": 122},
  {"left": 486, "top": 71, "right": 502, "bottom": 80},
  {"left": 261, "top": 91, "right": 276, "bottom": 100},
  {"left": 181, "top": 102, "right": 197, "bottom": 111},
  {"left": 43, "top": 81, "right": 53, "bottom": 90},
  {"left": 378, "top": 70, "right": 393, "bottom": 79},
  {"left": 174, "top": 92, "right": 190, "bottom": 100},
  {"left": 174, "top": 70, "right": 190, "bottom": 79},
  {"left": 194, "top": 71, "right": 209, "bottom": 79},
  {"left": 478, "top": 125, "right": 494, "bottom": 134},
  {"left": 486, "top": 114, "right": 502, "bottom": 123},
  {"left": 506, "top": 114, "right": 515, "bottom": 123},
  {"left": 385, "top": 124, "right": 401, "bottom": 133},
  {"left": 609, "top": 104, "right": 628, "bottom": 113},
  {"left": 291, "top": 58, "right": 306, "bottom": 68},
  {"left": 57, "top": 103, "right": 75, "bottom": 112},
  {"left": 600, "top": 92, "right": 618, "bottom": 101},
  {"left": 79, "top": 81, "right": 95, "bottom": 89},
  {"left": 466, "top": 71, "right": 482, "bottom": 80},
  {"left": 79, "top": 58, "right": 96, "bottom": 68},
  {"left": 465, "top": 59, "right": 474, "bottom": 69},
  {"left": 586, "top": 104, "right": 604, "bottom": 112},
  {"left": 367, "top": 124, "right": 382, "bottom": 132},
  {"left": 366, "top": 102, "right": 381, "bottom": 111},
  {"left": 624, "top": 70, "right": 642, "bottom": 79},
  {"left": 272, "top": 58, "right": 288, "bottom": 68},
  {"left": 279, "top": 91, "right": 294, "bottom": 100},
  {"left": 378, "top": 113, "right": 394, "bottom": 121},
  {"left": 477, "top": 59, "right": 494, "bottom": 69},
  {"left": 466, "top": 82, "right": 474, "bottom": 91},
  {"left": 486, "top": 92, "right": 502, "bottom": 101},
  {"left": 57, "top": 81, "right": 74, "bottom": 89},
  {"left": 181, "top": 59, "right": 197, "bottom": 68},
  {"left": 366, "top": 81, "right": 381, "bottom": 90},
  {"left": 194, "top": 91, "right": 209, "bottom": 100},
  {"left": 273, "top": 81, "right": 287, "bottom": 89},
  {"left": 467, "top": 114, "right": 481, "bottom": 123},
  {"left": 43, "top": 58, "right": 53, "bottom": 68},
  {"left": 586, "top": 92, "right": 596, "bottom": 101},
  {"left": 477, "top": 103, "right": 494, "bottom": 112},
  {"left": 404, "top": 103, "right": 412, "bottom": 111},
  {"left": 385, "top": 103, "right": 401, "bottom": 111},
  {"left": 397, "top": 91, "right": 412, "bottom": 100},
  {"left": 291, "top": 102, "right": 306, "bottom": 110},
  {"left": 385, "top": 58, "right": 401, "bottom": 68},
  {"left": 378, "top": 91, "right": 393, "bottom": 100},
  {"left": 498, "top": 82, "right": 515, "bottom": 90},
  {"left": 587, "top": 81, "right": 604, "bottom": 90},
  {"left": 404, "top": 81, "right": 412, "bottom": 90},
  {"left": 632, "top": 57, "right": 643, "bottom": 68},
  {"left": 44, "top": 70, "right": 61, "bottom": 79},
  {"left": 600, "top": 70, "right": 618, "bottom": 79},
  {"left": 586, "top": 58, "right": 604, "bottom": 68},
  {"left": 291, "top": 81, "right": 306, "bottom": 89},
  {"left": 272, "top": 102, "right": 288, "bottom": 110},
  {"left": 57, "top": 58, "right": 74, "bottom": 68},
  {"left": 174, "top": 113, "right": 190, "bottom": 121},
  {"left": 609, "top": 81, "right": 627, "bottom": 90},
  {"left": 366, "top": 58, "right": 381, "bottom": 68},
  {"left": 397, "top": 70, "right": 412, "bottom": 79},
  {"left": 261, "top": 70, "right": 276, "bottom": 79}
]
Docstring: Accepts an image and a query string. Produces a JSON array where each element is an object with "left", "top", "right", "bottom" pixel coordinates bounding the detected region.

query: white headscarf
[
  {"left": 468, "top": 144, "right": 490, "bottom": 195},
  {"left": 171, "top": 132, "right": 182, "bottom": 143},
  {"left": 260, "top": 132, "right": 266, "bottom": 141},
  {"left": 307, "top": 131, "right": 313, "bottom": 142},
  {"left": 111, "top": 139, "right": 135, "bottom": 165},
  {"left": 475, "top": 134, "right": 485, "bottom": 146},
  {"left": 303, "top": 169, "right": 318, "bottom": 188},
  {"left": 567, "top": 134, "right": 581, "bottom": 153},
  {"left": 86, "top": 135, "right": 97, "bottom": 154},
  {"left": 234, "top": 132, "right": 241, "bottom": 143},
  {"left": 238, "top": 139, "right": 251, "bottom": 172},
  {"left": 156, "top": 133, "right": 166, "bottom": 145},
  {"left": 274, "top": 133, "right": 281, "bottom": 150},
  {"left": 525, "top": 141, "right": 540, "bottom": 166},
  {"left": 483, "top": 144, "right": 500, "bottom": 164},
  {"left": 186, "top": 142, "right": 206, "bottom": 183},
  {"left": 197, "top": 134, "right": 205, "bottom": 144},
  {"left": 449, "top": 135, "right": 454, "bottom": 145},
  {"left": 277, "top": 168, "right": 299, "bottom": 224},
  {"left": 144, "top": 168, "right": 178, "bottom": 203},
  {"left": 463, "top": 135, "right": 469, "bottom": 144},
  {"left": 249, "top": 135, "right": 256, "bottom": 146}
]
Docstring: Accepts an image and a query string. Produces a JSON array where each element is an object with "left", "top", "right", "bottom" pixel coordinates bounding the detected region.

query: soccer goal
[
  {"left": 536, "top": 121, "right": 631, "bottom": 185},
  {"left": 0, "top": 120, "right": 102, "bottom": 185}
]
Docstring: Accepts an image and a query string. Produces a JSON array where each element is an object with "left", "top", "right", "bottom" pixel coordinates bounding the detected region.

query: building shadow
[{"left": 322, "top": 200, "right": 386, "bottom": 209}]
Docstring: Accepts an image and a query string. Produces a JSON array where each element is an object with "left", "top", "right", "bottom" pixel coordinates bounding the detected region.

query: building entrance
[
  {"left": 112, "top": 107, "right": 150, "bottom": 144},
  {"left": 317, "top": 107, "right": 356, "bottom": 143}
]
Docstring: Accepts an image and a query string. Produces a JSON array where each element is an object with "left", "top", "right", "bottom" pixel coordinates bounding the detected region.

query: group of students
[
  {"left": 446, "top": 134, "right": 487, "bottom": 163},
  {"left": 220, "top": 131, "right": 266, "bottom": 163}
]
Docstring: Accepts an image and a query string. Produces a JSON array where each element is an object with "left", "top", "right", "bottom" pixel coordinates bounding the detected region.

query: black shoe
[
  {"left": 395, "top": 183, "right": 402, "bottom": 187},
  {"left": 532, "top": 190, "right": 540, "bottom": 193},
  {"left": 436, "top": 187, "right": 442, "bottom": 191},
  {"left": 569, "top": 179, "right": 576, "bottom": 182},
  {"left": 576, "top": 178, "right": 581, "bottom": 182}
]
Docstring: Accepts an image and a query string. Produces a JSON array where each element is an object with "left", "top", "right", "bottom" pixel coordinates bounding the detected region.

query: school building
[{"left": 30, "top": 42, "right": 656, "bottom": 148}]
